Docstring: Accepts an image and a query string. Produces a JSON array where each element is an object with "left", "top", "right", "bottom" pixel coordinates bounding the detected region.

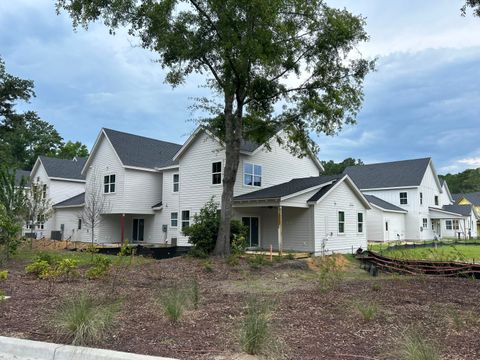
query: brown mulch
[{"left": 1, "top": 253, "right": 480, "bottom": 360}]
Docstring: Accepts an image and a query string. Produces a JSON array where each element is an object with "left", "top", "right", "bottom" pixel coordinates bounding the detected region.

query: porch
[
  {"left": 429, "top": 207, "right": 466, "bottom": 239},
  {"left": 97, "top": 213, "right": 164, "bottom": 244}
]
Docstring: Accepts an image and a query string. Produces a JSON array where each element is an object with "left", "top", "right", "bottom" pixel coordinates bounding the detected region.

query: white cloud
[{"left": 458, "top": 157, "right": 480, "bottom": 167}]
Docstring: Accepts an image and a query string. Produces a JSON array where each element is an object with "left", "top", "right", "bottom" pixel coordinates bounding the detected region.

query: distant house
[
  {"left": 52, "top": 127, "right": 370, "bottom": 254},
  {"left": 344, "top": 158, "right": 478, "bottom": 242},
  {"left": 452, "top": 192, "right": 480, "bottom": 235}
]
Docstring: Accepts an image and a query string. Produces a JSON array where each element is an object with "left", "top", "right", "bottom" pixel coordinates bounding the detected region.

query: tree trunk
[{"left": 214, "top": 93, "right": 243, "bottom": 256}]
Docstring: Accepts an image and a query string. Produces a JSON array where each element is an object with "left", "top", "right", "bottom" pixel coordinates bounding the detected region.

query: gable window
[
  {"left": 181, "top": 210, "right": 190, "bottom": 230},
  {"left": 173, "top": 174, "right": 179, "bottom": 192},
  {"left": 104, "top": 174, "right": 116, "bottom": 193},
  {"left": 42, "top": 184, "right": 47, "bottom": 199},
  {"left": 338, "top": 211, "right": 345, "bottom": 234},
  {"left": 357, "top": 213, "right": 364, "bottom": 233},
  {"left": 78, "top": 218, "right": 82, "bottom": 230},
  {"left": 244, "top": 162, "right": 262, "bottom": 187},
  {"left": 453, "top": 219, "right": 459, "bottom": 230},
  {"left": 446, "top": 220, "right": 452, "bottom": 230},
  {"left": 420, "top": 192, "right": 423, "bottom": 205},
  {"left": 170, "top": 212, "right": 178, "bottom": 227},
  {"left": 399, "top": 192, "right": 408, "bottom": 205},
  {"left": 36, "top": 215, "right": 45, "bottom": 230},
  {"left": 422, "top": 218, "right": 428, "bottom": 229},
  {"left": 212, "top": 161, "right": 222, "bottom": 185},
  {"left": 434, "top": 195, "right": 439, "bottom": 206}
]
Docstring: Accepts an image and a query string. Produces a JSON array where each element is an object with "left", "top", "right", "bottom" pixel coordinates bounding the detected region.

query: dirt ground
[{"left": 1, "top": 249, "right": 480, "bottom": 360}]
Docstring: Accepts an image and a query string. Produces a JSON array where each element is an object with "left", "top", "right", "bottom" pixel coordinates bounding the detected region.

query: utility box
[
  {"left": 51, "top": 231, "right": 62, "bottom": 241},
  {"left": 162, "top": 224, "right": 168, "bottom": 233}
]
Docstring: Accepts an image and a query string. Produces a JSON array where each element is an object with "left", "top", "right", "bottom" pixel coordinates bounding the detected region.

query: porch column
[
  {"left": 278, "top": 206, "right": 283, "bottom": 255},
  {"left": 120, "top": 214, "right": 125, "bottom": 244}
]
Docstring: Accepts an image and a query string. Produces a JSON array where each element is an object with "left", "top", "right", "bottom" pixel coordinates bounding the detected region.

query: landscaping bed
[{"left": 1, "top": 246, "right": 480, "bottom": 359}]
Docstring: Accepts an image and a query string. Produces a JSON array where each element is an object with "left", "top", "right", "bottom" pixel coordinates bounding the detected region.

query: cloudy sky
[{"left": 1, "top": 0, "right": 479, "bottom": 174}]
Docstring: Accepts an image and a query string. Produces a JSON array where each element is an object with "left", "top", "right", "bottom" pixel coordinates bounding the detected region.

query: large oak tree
[{"left": 56, "top": 0, "right": 374, "bottom": 255}]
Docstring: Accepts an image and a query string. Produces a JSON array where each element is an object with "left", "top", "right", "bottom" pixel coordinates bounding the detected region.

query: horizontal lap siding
[
  {"left": 123, "top": 169, "right": 161, "bottom": 214},
  {"left": 54, "top": 208, "right": 89, "bottom": 242},
  {"left": 314, "top": 181, "right": 367, "bottom": 254},
  {"left": 366, "top": 207, "right": 385, "bottom": 242}
]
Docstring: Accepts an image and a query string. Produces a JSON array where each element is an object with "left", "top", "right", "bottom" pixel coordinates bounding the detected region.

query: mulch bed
[{"left": 1, "top": 254, "right": 480, "bottom": 359}]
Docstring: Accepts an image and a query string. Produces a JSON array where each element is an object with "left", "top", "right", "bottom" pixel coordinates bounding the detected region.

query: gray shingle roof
[
  {"left": 39, "top": 156, "right": 87, "bottom": 181},
  {"left": 452, "top": 192, "right": 480, "bottom": 206},
  {"left": 240, "top": 139, "right": 261, "bottom": 153},
  {"left": 234, "top": 175, "right": 342, "bottom": 201},
  {"left": 15, "top": 169, "right": 30, "bottom": 186},
  {"left": 103, "top": 128, "right": 182, "bottom": 169},
  {"left": 53, "top": 192, "right": 85, "bottom": 208},
  {"left": 152, "top": 201, "right": 163, "bottom": 209},
  {"left": 344, "top": 158, "right": 431, "bottom": 189},
  {"left": 307, "top": 183, "right": 336, "bottom": 202},
  {"left": 443, "top": 204, "right": 473, "bottom": 217},
  {"left": 364, "top": 195, "right": 407, "bottom": 212}
]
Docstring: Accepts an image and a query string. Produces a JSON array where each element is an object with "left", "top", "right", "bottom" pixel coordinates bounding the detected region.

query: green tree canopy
[
  {"left": 57, "top": 0, "right": 374, "bottom": 255},
  {"left": 321, "top": 157, "right": 364, "bottom": 176},
  {"left": 440, "top": 168, "right": 480, "bottom": 194},
  {"left": 0, "top": 57, "right": 63, "bottom": 169},
  {"left": 56, "top": 140, "right": 89, "bottom": 160}
]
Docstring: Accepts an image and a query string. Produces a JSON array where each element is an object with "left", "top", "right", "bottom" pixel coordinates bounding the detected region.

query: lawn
[
  {"left": 1, "top": 241, "right": 480, "bottom": 359},
  {"left": 381, "top": 244, "right": 480, "bottom": 262}
]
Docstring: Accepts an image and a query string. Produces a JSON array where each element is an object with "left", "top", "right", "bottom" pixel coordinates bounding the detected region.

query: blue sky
[{"left": 1, "top": 0, "right": 479, "bottom": 174}]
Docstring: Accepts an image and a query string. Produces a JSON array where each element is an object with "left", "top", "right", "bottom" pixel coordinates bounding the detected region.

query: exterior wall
[
  {"left": 53, "top": 207, "right": 89, "bottom": 242},
  {"left": 366, "top": 207, "right": 406, "bottom": 242},
  {"left": 123, "top": 168, "right": 161, "bottom": 214},
  {"left": 440, "top": 183, "right": 453, "bottom": 206},
  {"left": 313, "top": 181, "right": 367, "bottom": 254}
]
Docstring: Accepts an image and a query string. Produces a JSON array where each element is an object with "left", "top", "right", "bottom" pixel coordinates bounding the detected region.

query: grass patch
[
  {"left": 248, "top": 254, "right": 272, "bottom": 269},
  {"left": 397, "top": 330, "right": 440, "bottom": 360},
  {"left": 160, "top": 287, "right": 187, "bottom": 323},
  {"left": 241, "top": 296, "right": 272, "bottom": 355},
  {"left": 54, "top": 293, "right": 119, "bottom": 346},
  {"left": 354, "top": 301, "right": 378, "bottom": 321}
]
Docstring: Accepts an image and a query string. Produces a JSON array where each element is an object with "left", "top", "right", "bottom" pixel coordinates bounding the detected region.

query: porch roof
[{"left": 429, "top": 207, "right": 464, "bottom": 219}]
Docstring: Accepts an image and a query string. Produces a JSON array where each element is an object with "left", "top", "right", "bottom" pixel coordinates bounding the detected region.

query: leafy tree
[
  {"left": 0, "top": 167, "right": 28, "bottom": 263},
  {"left": 440, "top": 168, "right": 480, "bottom": 194},
  {"left": 0, "top": 57, "right": 63, "bottom": 169},
  {"left": 321, "top": 157, "right": 364, "bottom": 176},
  {"left": 57, "top": 0, "right": 374, "bottom": 255},
  {"left": 56, "top": 141, "right": 89, "bottom": 160},
  {"left": 462, "top": 0, "right": 480, "bottom": 16}
]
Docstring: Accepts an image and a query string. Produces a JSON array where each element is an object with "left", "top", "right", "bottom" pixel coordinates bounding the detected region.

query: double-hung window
[
  {"left": 181, "top": 210, "right": 190, "bottom": 230},
  {"left": 78, "top": 218, "right": 82, "bottom": 230},
  {"left": 422, "top": 218, "right": 428, "bottom": 229},
  {"left": 244, "top": 162, "right": 262, "bottom": 187},
  {"left": 453, "top": 220, "right": 459, "bottom": 230},
  {"left": 446, "top": 220, "right": 452, "bottom": 230},
  {"left": 212, "top": 162, "right": 222, "bottom": 185},
  {"left": 400, "top": 192, "right": 408, "bottom": 205},
  {"left": 170, "top": 212, "right": 178, "bottom": 227},
  {"left": 173, "top": 174, "right": 179, "bottom": 192},
  {"left": 357, "top": 213, "right": 364, "bottom": 233},
  {"left": 104, "top": 174, "right": 116, "bottom": 193},
  {"left": 338, "top": 211, "right": 345, "bottom": 234},
  {"left": 420, "top": 192, "right": 423, "bottom": 205}
]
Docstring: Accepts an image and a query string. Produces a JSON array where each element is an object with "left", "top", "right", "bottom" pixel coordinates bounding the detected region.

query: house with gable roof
[
  {"left": 452, "top": 191, "right": 480, "bottom": 235},
  {"left": 51, "top": 127, "right": 370, "bottom": 254}
]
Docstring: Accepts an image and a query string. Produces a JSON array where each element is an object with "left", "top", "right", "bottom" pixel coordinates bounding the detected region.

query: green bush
[
  {"left": 25, "top": 257, "right": 79, "bottom": 280},
  {"left": 0, "top": 270, "right": 7, "bottom": 280},
  {"left": 86, "top": 255, "right": 112, "bottom": 280},
  {"left": 184, "top": 197, "right": 248, "bottom": 255},
  {"left": 25, "top": 259, "right": 50, "bottom": 278},
  {"left": 226, "top": 254, "right": 240, "bottom": 266},
  {"left": 55, "top": 258, "right": 80, "bottom": 280},
  {"left": 35, "top": 252, "right": 61, "bottom": 265},
  {"left": 187, "top": 247, "right": 209, "bottom": 259},
  {"left": 241, "top": 297, "right": 271, "bottom": 355},
  {"left": 202, "top": 259, "right": 214, "bottom": 272},
  {"left": 54, "top": 293, "right": 119, "bottom": 346},
  {"left": 354, "top": 302, "right": 378, "bottom": 321},
  {"left": 248, "top": 254, "right": 271, "bottom": 269}
]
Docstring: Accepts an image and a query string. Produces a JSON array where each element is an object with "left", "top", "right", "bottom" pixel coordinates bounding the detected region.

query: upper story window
[
  {"left": 78, "top": 218, "right": 82, "bottom": 230},
  {"left": 42, "top": 184, "right": 47, "bottom": 199},
  {"left": 104, "top": 174, "right": 116, "bottom": 193},
  {"left": 173, "top": 174, "right": 179, "bottom": 192},
  {"left": 357, "top": 213, "right": 364, "bottom": 233},
  {"left": 212, "top": 162, "right": 222, "bottom": 185},
  {"left": 244, "top": 162, "right": 262, "bottom": 187},
  {"left": 420, "top": 192, "right": 423, "bottom": 205},
  {"left": 400, "top": 192, "right": 408, "bottom": 205},
  {"left": 434, "top": 195, "right": 439, "bottom": 206},
  {"left": 181, "top": 210, "right": 190, "bottom": 230},
  {"left": 338, "top": 211, "right": 345, "bottom": 233},
  {"left": 422, "top": 218, "right": 428, "bottom": 229}
]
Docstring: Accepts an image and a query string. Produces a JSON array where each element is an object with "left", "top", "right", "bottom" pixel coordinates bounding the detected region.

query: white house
[
  {"left": 344, "top": 158, "right": 478, "bottom": 242},
  {"left": 52, "top": 127, "right": 370, "bottom": 254},
  {"left": 28, "top": 156, "right": 86, "bottom": 238}
]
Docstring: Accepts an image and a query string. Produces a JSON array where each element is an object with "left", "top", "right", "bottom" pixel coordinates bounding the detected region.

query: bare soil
[{"left": 1, "top": 249, "right": 480, "bottom": 360}]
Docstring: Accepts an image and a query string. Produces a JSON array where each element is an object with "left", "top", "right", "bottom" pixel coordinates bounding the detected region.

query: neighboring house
[
  {"left": 452, "top": 192, "right": 480, "bottom": 235},
  {"left": 53, "top": 127, "right": 369, "bottom": 254},
  {"left": 29, "top": 156, "right": 86, "bottom": 238},
  {"left": 344, "top": 158, "right": 478, "bottom": 242}
]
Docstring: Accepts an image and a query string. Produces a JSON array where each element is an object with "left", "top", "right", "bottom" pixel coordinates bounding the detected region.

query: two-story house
[
  {"left": 53, "top": 127, "right": 370, "bottom": 254},
  {"left": 344, "top": 158, "right": 478, "bottom": 241},
  {"left": 29, "top": 156, "right": 86, "bottom": 238}
]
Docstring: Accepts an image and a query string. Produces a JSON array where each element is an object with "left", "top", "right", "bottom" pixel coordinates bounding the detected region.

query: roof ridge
[
  {"left": 347, "top": 157, "right": 431, "bottom": 168},
  {"left": 103, "top": 127, "right": 182, "bottom": 147}
]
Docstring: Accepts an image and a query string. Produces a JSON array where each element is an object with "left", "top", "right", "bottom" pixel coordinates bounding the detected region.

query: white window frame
[
  {"left": 42, "top": 184, "right": 47, "bottom": 199},
  {"left": 243, "top": 162, "right": 262, "bottom": 187},
  {"left": 103, "top": 174, "right": 116, "bottom": 194},
  {"left": 446, "top": 220, "right": 452, "bottom": 230},
  {"left": 453, "top": 219, "right": 460, "bottom": 230},
  {"left": 422, "top": 218, "right": 428, "bottom": 229},
  {"left": 181, "top": 210, "right": 190, "bottom": 230},
  {"left": 338, "top": 211, "right": 345, "bottom": 234},
  {"left": 434, "top": 195, "right": 439, "bottom": 206},
  {"left": 36, "top": 215, "right": 45, "bottom": 230},
  {"left": 400, "top": 192, "right": 408, "bottom": 205},
  {"left": 212, "top": 161, "right": 222, "bottom": 185},
  {"left": 420, "top": 192, "right": 423, "bottom": 205},
  {"left": 357, "top": 212, "right": 364, "bottom": 233},
  {"left": 173, "top": 173, "right": 179, "bottom": 193},
  {"left": 170, "top": 212, "right": 178, "bottom": 228}
]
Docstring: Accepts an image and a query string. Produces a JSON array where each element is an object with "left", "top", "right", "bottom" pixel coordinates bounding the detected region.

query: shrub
[
  {"left": 354, "top": 302, "right": 378, "bottom": 321},
  {"left": 55, "top": 258, "right": 80, "bottom": 280},
  {"left": 398, "top": 331, "right": 440, "bottom": 360},
  {"left": 25, "top": 259, "right": 50, "bottom": 278},
  {"left": 35, "top": 252, "right": 60, "bottom": 265},
  {"left": 184, "top": 197, "right": 248, "bottom": 255},
  {"left": 187, "top": 247, "right": 209, "bottom": 259},
  {"left": 86, "top": 255, "right": 112, "bottom": 280},
  {"left": 317, "top": 255, "right": 344, "bottom": 293},
  {"left": 241, "top": 297, "right": 271, "bottom": 355},
  {"left": 25, "top": 258, "right": 79, "bottom": 280},
  {"left": 248, "top": 254, "right": 271, "bottom": 269},
  {"left": 226, "top": 254, "right": 240, "bottom": 266},
  {"left": 161, "top": 287, "right": 186, "bottom": 323},
  {"left": 54, "top": 293, "right": 118, "bottom": 346},
  {"left": 0, "top": 270, "right": 7, "bottom": 280},
  {"left": 202, "top": 259, "right": 214, "bottom": 272}
]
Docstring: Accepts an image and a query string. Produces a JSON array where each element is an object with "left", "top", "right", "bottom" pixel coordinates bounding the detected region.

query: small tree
[
  {"left": 25, "top": 179, "right": 53, "bottom": 238},
  {"left": 80, "top": 170, "right": 110, "bottom": 247}
]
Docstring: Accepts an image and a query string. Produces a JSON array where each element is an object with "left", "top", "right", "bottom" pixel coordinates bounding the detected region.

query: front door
[
  {"left": 132, "top": 218, "right": 144, "bottom": 242},
  {"left": 242, "top": 217, "right": 259, "bottom": 247}
]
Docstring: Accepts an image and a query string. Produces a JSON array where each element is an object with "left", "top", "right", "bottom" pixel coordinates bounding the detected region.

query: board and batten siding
[{"left": 313, "top": 181, "right": 367, "bottom": 254}]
